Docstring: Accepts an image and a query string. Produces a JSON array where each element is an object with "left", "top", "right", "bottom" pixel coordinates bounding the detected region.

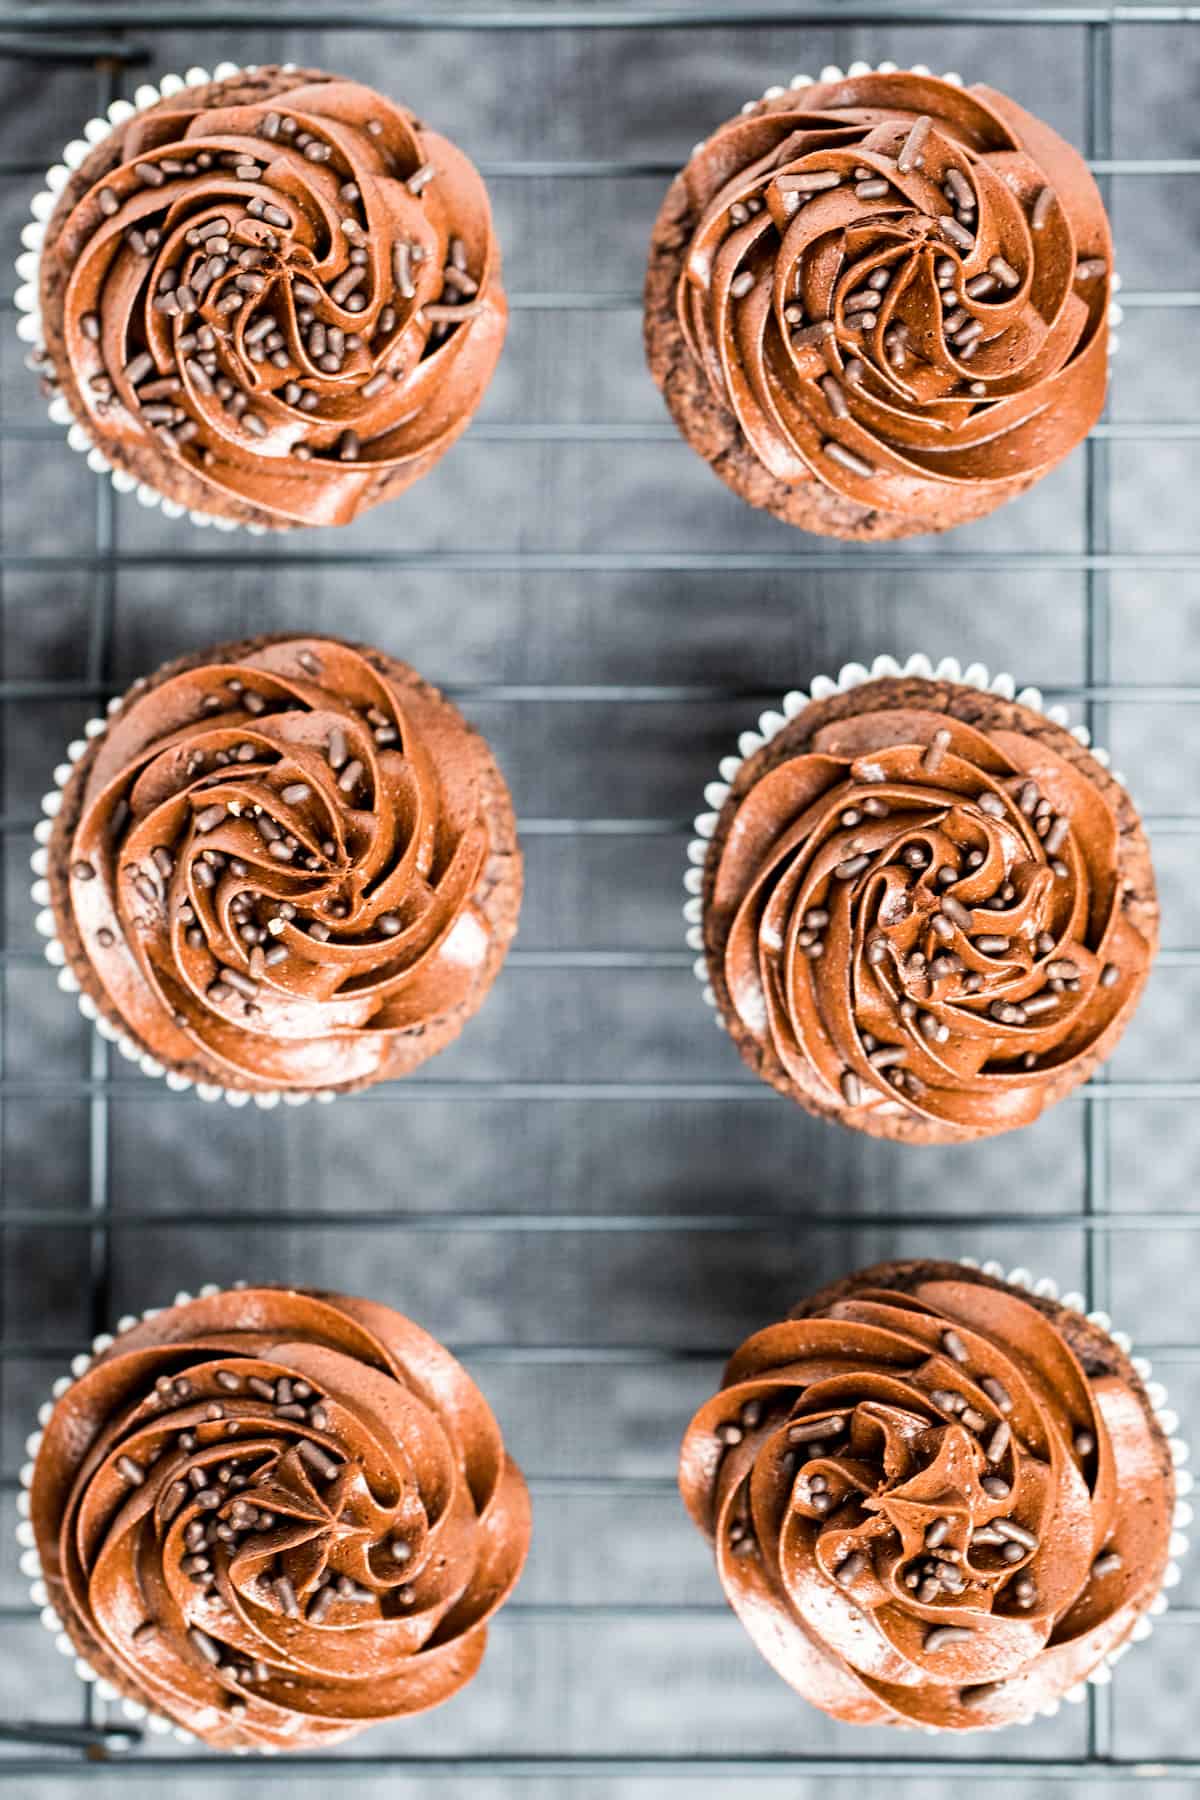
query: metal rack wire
[{"left": 0, "top": 1, "right": 1198, "bottom": 1786}]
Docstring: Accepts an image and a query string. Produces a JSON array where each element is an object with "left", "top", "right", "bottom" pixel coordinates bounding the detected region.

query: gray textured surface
[{"left": 0, "top": 2, "right": 1198, "bottom": 1792}]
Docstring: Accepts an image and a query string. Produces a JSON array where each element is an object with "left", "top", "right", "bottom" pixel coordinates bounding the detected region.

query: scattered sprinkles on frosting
[
  {"left": 673, "top": 69, "right": 1111, "bottom": 528},
  {"left": 680, "top": 1263, "right": 1176, "bottom": 1731},
  {"left": 37, "top": 67, "right": 505, "bottom": 528},
  {"left": 26, "top": 1286, "right": 530, "bottom": 1751}
]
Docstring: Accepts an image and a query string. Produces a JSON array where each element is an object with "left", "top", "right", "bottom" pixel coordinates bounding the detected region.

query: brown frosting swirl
[
  {"left": 43, "top": 68, "right": 504, "bottom": 527},
  {"left": 679, "top": 1263, "right": 1174, "bottom": 1730},
  {"left": 707, "top": 687, "right": 1153, "bottom": 1137},
  {"left": 675, "top": 71, "right": 1110, "bottom": 527},
  {"left": 53, "top": 635, "right": 518, "bottom": 1094},
  {"left": 29, "top": 1286, "right": 531, "bottom": 1751}
]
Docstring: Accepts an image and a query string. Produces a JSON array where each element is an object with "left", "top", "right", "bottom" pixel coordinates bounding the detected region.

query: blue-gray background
[{"left": 0, "top": 1, "right": 1197, "bottom": 1793}]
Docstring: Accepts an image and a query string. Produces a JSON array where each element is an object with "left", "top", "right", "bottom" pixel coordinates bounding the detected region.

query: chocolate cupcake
[
  {"left": 17, "top": 1283, "right": 531, "bottom": 1751},
  {"left": 645, "top": 62, "right": 1115, "bottom": 539},
  {"left": 17, "top": 62, "right": 504, "bottom": 531},
  {"left": 33, "top": 634, "right": 521, "bottom": 1103},
  {"left": 688, "top": 654, "right": 1156, "bottom": 1144},
  {"left": 679, "top": 1258, "right": 1188, "bottom": 1731}
]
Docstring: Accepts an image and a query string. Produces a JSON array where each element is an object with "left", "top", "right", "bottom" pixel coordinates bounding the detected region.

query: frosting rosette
[
  {"left": 679, "top": 1261, "right": 1176, "bottom": 1731},
  {"left": 36, "top": 66, "right": 505, "bottom": 528},
  {"left": 46, "top": 634, "right": 521, "bottom": 1096},
  {"left": 703, "top": 677, "right": 1156, "bottom": 1142},
  {"left": 27, "top": 1286, "right": 531, "bottom": 1751},
  {"left": 648, "top": 70, "right": 1111, "bottom": 537}
]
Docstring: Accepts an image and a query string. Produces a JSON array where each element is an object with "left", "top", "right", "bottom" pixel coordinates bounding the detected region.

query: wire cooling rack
[{"left": 1, "top": 2, "right": 1199, "bottom": 1792}]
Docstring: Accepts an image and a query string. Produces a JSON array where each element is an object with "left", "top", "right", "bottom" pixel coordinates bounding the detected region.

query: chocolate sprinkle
[
  {"left": 834, "top": 852, "right": 870, "bottom": 879},
  {"left": 965, "top": 273, "right": 999, "bottom": 301},
  {"left": 297, "top": 1439, "right": 341, "bottom": 1481},
  {"left": 985, "top": 1420, "right": 1012, "bottom": 1464},
  {"left": 307, "top": 1585, "right": 336, "bottom": 1625},
  {"left": 980, "top": 1376, "right": 1014, "bottom": 1414},
  {"left": 123, "top": 352, "right": 154, "bottom": 387},
  {"left": 788, "top": 1413, "right": 843, "bottom": 1443},
  {"left": 820, "top": 375, "right": 849, "bottom": 419},
  {"left": 776, "top": 169, "right": 841, "bottom": 195},
  {"left": 273, "top": 1576, "right": 300, "bottom": 1618},
  {"left": 188, "top": 1627, "right": 223, "bottom": 1665},
  {"left": 897, "top": 114, "right": 932, "bottom": 174},
  {"left": 424, "top": 300, "right": 483, "bottom": 324},
  {"left": 939, "top": 215, "right": 975, "bottom": 252},
  {"left": 1031, "top": 186, "right": 1056, "bottom": 231},
  {"left": 993, "top": 1516, "right": 1038, "bottom": 1551},
  {"left": 823, "top": 441, "right": 876, "bottom": 480},
  {"left": 922, "top": 728, "right": 952, "bottom": 776}
]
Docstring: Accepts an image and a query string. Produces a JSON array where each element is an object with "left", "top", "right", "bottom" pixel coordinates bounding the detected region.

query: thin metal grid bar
[
  {"left": 3, "top": 2, "right": 1200, "bottom": 26},
  {"left": 0, "top": 4, "right": 1196, "bottom": 1783},
  {"left": 1082, "top": 22, "right": 1116, "bottom": 1767},
  {"left": 1, "top": 154, "right": 1199, "bottom": 180},
  {"left": 0, "top": 33, "right": 138, "bottom": 62},
  {"left": 4, "top": 549, "right": 1200, "bottom": 572},
  {"left": 0, "top": 1749, "right": 1194, "bottom": 1778},
  {"left": 3, "top": 1202, "right": 1200, "bottom": 1228},
  {"left": 0, "top": 1077, "right": 1196, "bottom": 1103},
  {"left": 7, "top": 156, "right": 1200, "bottom": 178},
  {"left": 3, "top": 676, "right": 1200, "bottom": 705},
  {"left": 1, "top": 1758, "right": 1200, "bottom": 1782},
  {"left": 1, "top": 1756, "right": 1199, "bottom": 1781}
]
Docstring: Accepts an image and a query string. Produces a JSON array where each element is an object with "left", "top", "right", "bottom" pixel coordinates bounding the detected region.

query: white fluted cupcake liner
[
  {"left": 685, "top": 651, "right": 1128, "bottom": 1026},
  {"left": 950, "top": 1255, "right": 1191, "bottom": 1724},
  {"left": 15, "top": 1281, "right": 283, "bottom": 1753},
  {"left": 16, "top": 1270, "right": 1185, "bottom": 1741},
  {"left": 31, "top": 695, "right": 338, "bottom": 1108},
  {"left": 14, "top": 61, "right": 300, "bottom": 537},
  {"left": 685, "top": 60, "right": 1122, "bottom": 353},
  {"left": 15, "top": 57, "right": 1124, "bottom": 527}
]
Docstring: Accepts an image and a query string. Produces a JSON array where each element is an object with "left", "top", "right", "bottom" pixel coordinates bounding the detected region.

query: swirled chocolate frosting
[
  {"left": 29, "top": 1287, "right": 531, "bottom": 1750},
  {"left": 42, "top": 67, "right": 504, "bottom": 527},
  {"left": 679, "top": 1262, "right": 1173, "bottom": 1730},
  {"left": 674, "top": 71, "right": 1110, "bottom": 529},
  {"left": 706, "top": 684, "right": 1153, "bottom": 1137},
  {"left": 52, "top": 635, "right": 519, "bottom": 1093}
]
